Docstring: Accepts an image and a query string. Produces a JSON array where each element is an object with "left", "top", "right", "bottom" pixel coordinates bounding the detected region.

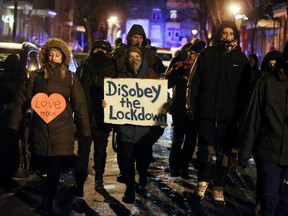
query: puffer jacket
[
  {"left": 238, "top": 68, "right": 288, "bottom": 166},
  {"left": 9, "top": 68, "right": 91, "bottom": 156}
]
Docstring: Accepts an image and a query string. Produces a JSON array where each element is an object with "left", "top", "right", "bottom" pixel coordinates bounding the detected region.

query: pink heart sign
[{"left": 31, "top": 93, "right": 66, "bottom": 124}]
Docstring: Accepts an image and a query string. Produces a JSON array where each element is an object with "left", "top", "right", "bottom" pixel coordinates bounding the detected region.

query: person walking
[
  {"left": 8, "top": 38, "right": 91, "bottom": 215},
  {"left": 187, "top": 21, "right": 251, "bottom": 205},
  {"left": 238, "top": 44, "right": 288, "bottom": 216},
  {"left": 76, "top": 40, "right": 117, "bottom": 191},
  {"left": 103, "top": 45, "right": 161, "bottom": 203},
  {"left": 165, "top": 40, "right": 206, "bottom": 178},
  {"left": 110, "top": 24, "right": 166, "bottom": 182}
]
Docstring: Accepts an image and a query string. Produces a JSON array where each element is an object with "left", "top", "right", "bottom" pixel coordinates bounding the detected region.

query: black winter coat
[
  {"left": 9, "top": 67, "right": 91, "bottom": 156},
  {"left": 188, "top": 46, "right": 251, "bottom": 123},
  {"left": 77, "top": 56, "right": 117, "bottom": 129},
  {"left": 238, "top": 69, "right": 288, "bottom": 166}
]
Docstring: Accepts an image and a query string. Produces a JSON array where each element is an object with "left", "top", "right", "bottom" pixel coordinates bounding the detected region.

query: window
[
  {"left": 152, "top": 8, "right": 161, "bottom": 20},
  {"left": 170, "top": 10, "right": 177, "bottom": 19},
  {"left": 151, "top": 25, "right": 161, "bottom": 40}
]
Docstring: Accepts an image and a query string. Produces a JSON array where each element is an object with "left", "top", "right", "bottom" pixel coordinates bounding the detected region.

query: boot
[
  {"left": 42, "top": 183, "right": 55, "bottom": 215},
  {"left": 95, "top": 175, "right": 104, "bottom": 191},
  {"left": 122, "top": 186, "right": 135, "bottom": 203},
  {"left": 42, "top": 194, "right": 53, "bottom": 216},
  {"left": 139, "top": 173, "right": 147, "bottom": 188},
  {"left": 70, "top": 182, "right": 84, "bottom": 197}
]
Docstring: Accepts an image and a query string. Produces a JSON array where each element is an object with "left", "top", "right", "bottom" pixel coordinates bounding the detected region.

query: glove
[{"left": 237, "top": 158, "right": 248, "bottom": 168}]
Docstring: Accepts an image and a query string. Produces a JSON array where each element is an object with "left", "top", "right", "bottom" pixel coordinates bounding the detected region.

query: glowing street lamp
[
  {"left": 107, "top": 16, "right": 118, "bottom": 44},
  {"left": 230, "top": 4, "right": 240, "bottom": 15},
  {"left": 191, "top": 29, "right": 198, "bottom": 36}
]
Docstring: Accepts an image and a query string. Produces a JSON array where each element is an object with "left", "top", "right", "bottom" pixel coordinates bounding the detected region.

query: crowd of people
[{"left": 1, "top": 20, "right": 288, "bottom": 216}]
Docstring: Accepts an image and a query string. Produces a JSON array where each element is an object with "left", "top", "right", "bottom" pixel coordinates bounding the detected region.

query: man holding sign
[{"left": 103, "top": 45, "right": 168, "bottom": 203}]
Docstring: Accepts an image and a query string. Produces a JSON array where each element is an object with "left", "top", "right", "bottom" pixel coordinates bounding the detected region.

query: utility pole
[{"left": 12, "top": 0, "right": 18, "bottom": 42}]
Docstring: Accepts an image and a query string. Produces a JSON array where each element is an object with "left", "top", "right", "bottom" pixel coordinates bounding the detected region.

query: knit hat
[
  {"left": 92, "top": 40, "right": 111, "bottom": 52},
  {"left": 39, "top": 38, "right": 71, "bottom": 65},
  {"left": 128, "top": 46, "right": 142, "bottom": 59},
  {"left": 189, "top": 40, "right": 206, "bottom": 53}
]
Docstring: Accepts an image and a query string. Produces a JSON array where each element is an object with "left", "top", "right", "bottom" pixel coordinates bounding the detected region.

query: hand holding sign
[{"left": 31, "top": 93, "right": 66, "bottom": 124}]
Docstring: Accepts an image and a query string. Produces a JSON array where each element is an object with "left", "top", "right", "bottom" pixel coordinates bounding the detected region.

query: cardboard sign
[
  {"left": 31, "top": 93, "right": 66, "bottom": 124},
  {"left": 104, "top": 78, "right": 168, "bottom": 126}
]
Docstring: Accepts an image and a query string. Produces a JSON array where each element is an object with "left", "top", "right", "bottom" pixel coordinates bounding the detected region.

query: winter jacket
[
  {"left": 9, "top": 66, "right": 91, "bottom": 157},
  {"left": 165, "top": 61, "right": 192, "bottom": 117},
  {"left": 77, "top": 56, "right": 117, "bottom": 129},
  {"left": 188, "top": 45, "right": 251, "bottom": 123},
  {"left": 238, "top": 68, "right": 288, "bottom": 166}
]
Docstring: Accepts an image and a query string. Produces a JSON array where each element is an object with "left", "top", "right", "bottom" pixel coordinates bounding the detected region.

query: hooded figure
[
  {"left": 76, "top": 39, "right": 117, "bottom": 191},
  {"left": 214, "top": 21, "right": 240, "bottom": 53},
  {"left": 187, "top": 21, "right": 251, "bottom": 205},
  {"left": 261, "top": 50, "right": 282, "bottom": 73},
  {"left": 126, "top": 24, "right": 147, "bottom": 47},
  {"left": 9, "top": 37, "right": 91, "bottom": 214},
  {"left": 110, "top": 24, "right": 165, "bottom": 75}
]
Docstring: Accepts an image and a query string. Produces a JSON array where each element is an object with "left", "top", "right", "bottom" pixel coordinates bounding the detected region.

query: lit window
[{"left": 170, "top": 10, "right": 177, "bottom": 19}]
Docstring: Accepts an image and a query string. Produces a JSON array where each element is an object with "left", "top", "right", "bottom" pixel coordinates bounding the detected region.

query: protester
[
  {"left": 8, "top": 38, "right": 91, "bottom": 215},
  {"left": 110, "top": 24, "right": 166, "bottom": 181},
  {"left": 238, "top": 43, "right": 288, "bottom": 216},
  {"left": 187, "top": 21, "right": 251, "bottom": 205},
  {"left": 76, "top": 40, "right": 117, "bottom": 191},
  {"left": 166, "top": 41, "right": 192, "bottom": 72},
  {"left": 110, "top": 24, "right": 166, "bottom": 75},
  {"left": 114, "top": 37, "right": 125, "bottom": 49},
  {"left": 260, "top": 50, "right": 282, "bottom": 74},
  {"left": 165, "top": 40, "right": 206, "bottom": 178},
  {"left": 103, "top": 45, "right": 162, "bottom": 203}
]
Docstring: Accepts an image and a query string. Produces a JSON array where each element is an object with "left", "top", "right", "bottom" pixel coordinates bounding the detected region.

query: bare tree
[{"left": 74, "top": 0, "right": 125, "bottom": 51}]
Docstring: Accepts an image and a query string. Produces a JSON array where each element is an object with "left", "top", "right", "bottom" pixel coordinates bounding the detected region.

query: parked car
[
  {"left": 156, "top": 49, "right": 173, "bottom": 68},
  {"left": 0, "top": 41, "right": 40, "bottom": 179}
]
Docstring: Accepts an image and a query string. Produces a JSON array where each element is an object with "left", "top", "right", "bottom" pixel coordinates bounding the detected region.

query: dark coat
[
  {"left": 165, "top": 61, "right": 191, "bottom": 117},
  {"left": 238, "top": 69, "right": 288, "bottom": 166},
  {"left": 188, "top": 45, "right": 251, "bottom": 123},
  {"left": 9, "top": 68, "right": 91, "bottom": 156},
  {"left": 77, "top": 56, "right": 117, "bottom": 129}
]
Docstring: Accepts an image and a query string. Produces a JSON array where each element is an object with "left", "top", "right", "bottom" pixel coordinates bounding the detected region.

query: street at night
[{"left": 0, "top": 115, "right": 257, "bottom": 216}]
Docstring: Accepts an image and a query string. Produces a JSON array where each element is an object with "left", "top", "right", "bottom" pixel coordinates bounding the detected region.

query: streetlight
[
  {"left": 191, "top": 29, "right": 198, "bottom": 38},
  {"left": 107, "top": 16, "right": 118, "bottom": 44},
  {"left": 230, "top": 4, "right": 240, "bottom": 16}
]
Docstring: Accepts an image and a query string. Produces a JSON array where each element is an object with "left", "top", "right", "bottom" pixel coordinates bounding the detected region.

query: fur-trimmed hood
[{"left": 39, "top": 38, "right": 71, "bottom": 65}]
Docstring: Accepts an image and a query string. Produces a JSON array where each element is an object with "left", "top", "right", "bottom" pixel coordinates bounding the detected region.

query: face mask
[
  {"left": 92, "top": 50, "right": 107, "bottom": 63},
  {"left": 129, "top": 58, "right": 142, "bottom": 74},
  {"left": 219, "top": 39, "right": 238, "bottom": 53},
  {"left": 48, "top": 61, "right": 61, "bottom": 69}
]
